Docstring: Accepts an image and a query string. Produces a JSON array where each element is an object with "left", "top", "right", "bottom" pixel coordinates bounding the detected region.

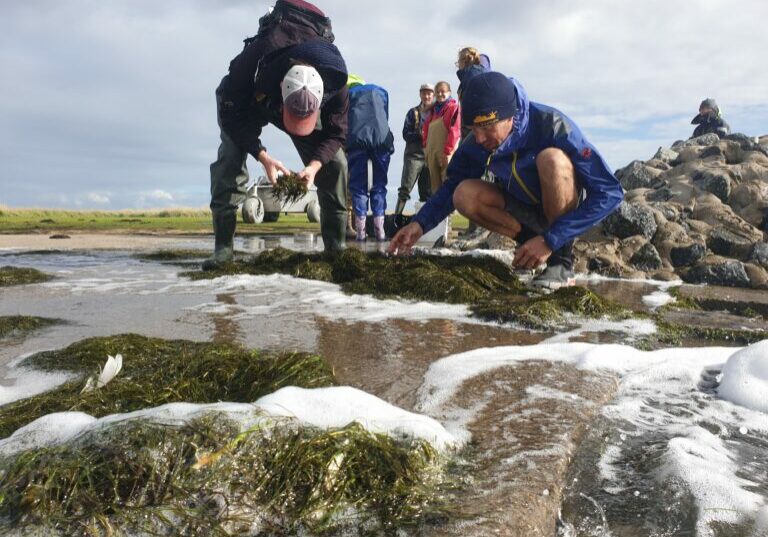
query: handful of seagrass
[{"left": 272, "top": 173, "right": 308, "bottom": 205}]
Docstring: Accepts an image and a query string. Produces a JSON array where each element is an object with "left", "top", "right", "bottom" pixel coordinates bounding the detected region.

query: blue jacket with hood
[
  {"left": 413, "top": 77, "right": 623, "bottom": 252},
  {"left": 347, "top": 83, "right": 395, "bottom": 153}
]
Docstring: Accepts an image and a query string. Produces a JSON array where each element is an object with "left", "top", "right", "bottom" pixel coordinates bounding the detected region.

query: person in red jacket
[{"left": 422, "top": 81, "right": 461, "bottom": 196}]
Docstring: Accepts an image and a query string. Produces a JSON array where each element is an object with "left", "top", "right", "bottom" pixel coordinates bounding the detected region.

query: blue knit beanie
[{"left": 461, "top": 72, "right": 518, "bottom": 128}]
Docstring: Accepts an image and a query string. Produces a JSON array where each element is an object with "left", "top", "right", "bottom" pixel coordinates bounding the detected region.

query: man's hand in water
[
  {"left": 387, "top": 222, "right": 424, "bottom": 256},
  {"left": 513, "top": 236, "right": 552, "bottom": 269}
]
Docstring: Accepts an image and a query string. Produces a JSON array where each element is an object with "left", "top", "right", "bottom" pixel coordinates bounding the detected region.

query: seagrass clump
[
  {"left": 0, "top": 334, "right": 335, "bottom": 439},
  {"left": 0, "top": 316, "right": 60, "bottom": 341},
  {"left": 471, "top": 287, "right": 633, "bottom": 330},
  {"left": 0, "top": 266, "right": 53, "bottom": 287},
  {"left": 272, "top": 173, "right": 309, "bottom": 205},
  {"left": 0, "top": 409, "right": 452, "bottom": 535},
  {"left": 186, "top": 247, "right": 522, "bottom": 304}
]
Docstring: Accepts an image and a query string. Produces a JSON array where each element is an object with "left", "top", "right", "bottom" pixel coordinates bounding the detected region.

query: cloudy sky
[{"left": 1, "top": 0, "right": 767, "bottom": 210}]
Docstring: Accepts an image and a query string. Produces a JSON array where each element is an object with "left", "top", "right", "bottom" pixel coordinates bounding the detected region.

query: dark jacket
[
  {"left": 457, "top": 54, "right": 491, "bottom": 100},
  {"left": 347, "top": 84, "right": 394, "bottom": 153},
  {"left": 402, "top": 104, "right": 427, "bottom": 145},
  {"left": 691, "top": 114, "right": 731, "bottom": 138},
  {"left": 217, "top": 28, "right": 348, "bottom": 165},
  {"left": 413, "top": 77, "right": 623, "bottom": 252}
]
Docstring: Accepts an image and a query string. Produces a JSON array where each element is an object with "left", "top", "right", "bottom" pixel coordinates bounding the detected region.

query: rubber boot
[
  {"left": 322, "top": 212, "right": 348, "bottom": 253},
  {"left": 201, "top": 211, "right": 236, "bottom": 271},
  {"left": 355, "top": 215, "right": 367, "bottom": 241},
  {"left": 373, "top": 216, "right": 386, "bottom": 241},
  {"left": 394, "top": 198, "right": 406, "bottom": 216}
]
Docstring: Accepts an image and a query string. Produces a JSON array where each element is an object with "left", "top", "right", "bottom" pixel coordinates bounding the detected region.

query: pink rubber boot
[
  {"left": 373, "top": 216, "right": 386, "bottom": 242},
  {"left": 355, "top": 215, "right": 367, "bottom": 241}
]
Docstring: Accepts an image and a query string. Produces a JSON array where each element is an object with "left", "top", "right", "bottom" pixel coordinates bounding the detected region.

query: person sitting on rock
[
  {"left": 691, "top": 98, "right": 731, "bottom": 139},
  {"left": 388, "top": 72, "right": 624, "bottom": 290}
]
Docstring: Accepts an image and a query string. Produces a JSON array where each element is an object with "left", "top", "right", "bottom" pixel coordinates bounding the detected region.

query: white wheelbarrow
[{"left": 242, "top": 176, "right": 321, "bottom": 224}]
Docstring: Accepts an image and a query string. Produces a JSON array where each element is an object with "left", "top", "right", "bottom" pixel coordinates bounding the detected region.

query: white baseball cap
[{"left": 281, "top": 65, "right": 324, "bottom": 136}]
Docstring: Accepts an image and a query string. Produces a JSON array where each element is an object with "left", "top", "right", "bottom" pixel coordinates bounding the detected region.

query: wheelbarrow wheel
[
  {"left": 242, "top": 196, "right": 264, "bottom": 224},
  {"left": 306, "top": 200, "right": 321, "bottom": 223}
]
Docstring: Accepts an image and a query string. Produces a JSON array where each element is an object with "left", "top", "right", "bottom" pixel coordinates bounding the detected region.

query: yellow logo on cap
[{"left": 473, "top": 111, "right": 498, "bottom": 126}]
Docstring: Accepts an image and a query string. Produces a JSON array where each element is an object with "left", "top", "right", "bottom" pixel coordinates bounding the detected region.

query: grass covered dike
[
  {"left": 186, "top": 247, "right": 634, "bottom": 330},
  {"left": 0, "top": 334, "right": 454, "bottom": 535}
]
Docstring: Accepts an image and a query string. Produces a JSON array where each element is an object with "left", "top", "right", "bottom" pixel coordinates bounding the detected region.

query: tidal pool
[{"left": 0, "top": 237, "right": 766, "bottom": 536}]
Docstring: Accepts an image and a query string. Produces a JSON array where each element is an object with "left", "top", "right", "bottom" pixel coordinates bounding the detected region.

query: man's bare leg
[
  {"left": 530, "top": 148, "right": 579, "bottom": 288},
  {"left": 536, "top": 147, "right": 579, "bottom": 224},
  {"left": 452, "top": 179, "right": 522, "bottom": 238}
]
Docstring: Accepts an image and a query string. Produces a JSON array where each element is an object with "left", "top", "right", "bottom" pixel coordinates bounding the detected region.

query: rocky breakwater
[{"left": 573, "top": 133, "right": 768, "bottom": 288}]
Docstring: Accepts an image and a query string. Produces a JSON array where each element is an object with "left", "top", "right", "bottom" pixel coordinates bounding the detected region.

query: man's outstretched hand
[
  {"left": 297, "top": 160, "right": 323, "bottom": 188},
  {"left": 513, "top": 236, "right": 552, "bottom": 269},
  {"left": 257, "top": 150, "right": 290, "bottom": 186},
  {"left": 387, "top": 222, "right": 424, "bottom": 256}
]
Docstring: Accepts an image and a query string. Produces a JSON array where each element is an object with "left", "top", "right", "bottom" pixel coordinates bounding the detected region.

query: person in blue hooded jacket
[
  {"left": 346, "top": 76, "right": 395, "bottom": 241},
  {"left": 388, "top": 72, "right": 624, "bottom": 289}
]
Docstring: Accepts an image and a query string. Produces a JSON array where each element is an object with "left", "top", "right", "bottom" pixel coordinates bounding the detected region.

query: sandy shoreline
[{"left": 0, "top": 233, "right": 210, "bottom": 251}]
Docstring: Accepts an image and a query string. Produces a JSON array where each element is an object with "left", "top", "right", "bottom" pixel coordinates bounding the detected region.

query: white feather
[
  {"left": 97, "top": 354, "right": 123, "bottom": 388},
  {"left": 81, "top": 354, "right": 123, "bottom": 393}
]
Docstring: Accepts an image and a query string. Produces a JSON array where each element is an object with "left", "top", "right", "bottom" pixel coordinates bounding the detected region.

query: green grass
[{"left": 0, "top": 208, "right": 469, "bottom": 235}]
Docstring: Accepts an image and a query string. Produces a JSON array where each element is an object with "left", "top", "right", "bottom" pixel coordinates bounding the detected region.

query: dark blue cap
[{"left": 461, "top": 72, "right": 518, "bottom": 128}]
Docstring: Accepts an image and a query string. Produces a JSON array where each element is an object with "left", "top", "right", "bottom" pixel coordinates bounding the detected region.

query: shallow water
[{"left": 1, "top": 237, "right": 766, "bottom": 536}]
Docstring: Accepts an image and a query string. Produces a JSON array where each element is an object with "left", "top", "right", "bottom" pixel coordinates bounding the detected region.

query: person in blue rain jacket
[
  {"left": 346, "top": 76, "right": 395, "bottom": 241},
  {"left": 389, "top": 71, "right": 623, "bottom": 289}
]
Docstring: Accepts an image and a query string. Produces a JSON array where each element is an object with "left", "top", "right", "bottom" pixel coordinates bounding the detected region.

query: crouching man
[{"left": 388, "top": 72, "right": 624, "bottom": 289}]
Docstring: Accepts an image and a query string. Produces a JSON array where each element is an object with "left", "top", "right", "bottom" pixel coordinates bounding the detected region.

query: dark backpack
[{"left": 242, "top": 0, "right": 334, "bottom": 62}]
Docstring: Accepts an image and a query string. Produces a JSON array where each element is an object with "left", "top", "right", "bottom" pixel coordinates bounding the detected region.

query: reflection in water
[
  {"left": 210, "top": 293, "right": 244, "bottom": 345},
  {"left": 315, "top": 316, "right": 547, "bottom": 410}
]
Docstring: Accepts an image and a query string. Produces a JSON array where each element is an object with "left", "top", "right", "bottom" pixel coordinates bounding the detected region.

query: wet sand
[{"left": 0, "top": 233, "right": 209, "bottom": 251}]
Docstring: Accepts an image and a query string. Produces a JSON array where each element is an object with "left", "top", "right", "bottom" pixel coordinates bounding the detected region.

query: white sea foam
[
  {"left": 718, "top": 340, "right": 768, "bottom": 413},
  {"left": 421, "top": 247, "right": 518, "bottom": 266},
  {"left": 0, "top": 386, "right": 456, "bottom": 458},
  {"left": 658, "top": 425, "right": 764, "bottom": 533},
  {"left": 541, "top": 318, "right": 656, "bottom": 344},
  {"left": 641, "top": 290, "right": 675, "bottom": 309},
  {"left": 0, "top": 357, "right": 75, "bottom": 407},
  {"left": 417, "top": 341, "right": 768, "bottom": 533},
  {"left": 256, "top": 386, "right": 456, "bottom": 450},
  {"left": 576, "top": 273, "right": 683, "bottom": 286},
  {"left": 179, "top": 273, "right": 472, "bottom": 323}
]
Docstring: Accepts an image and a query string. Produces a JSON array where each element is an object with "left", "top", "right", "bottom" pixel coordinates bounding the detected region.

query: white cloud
[
  {"left": 85, "top": 192, "right": 110, "bottom": 205},
  {"left": 145, "top": 190, "right": 174, "bottom": 202},
  {"left": 0, "top": 0, "right": 767, "bottom": 209}
]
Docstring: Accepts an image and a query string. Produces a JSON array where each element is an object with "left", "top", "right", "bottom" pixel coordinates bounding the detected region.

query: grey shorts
[{"left": 497, "top": 183, "right": 584, "bottom": 237}]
